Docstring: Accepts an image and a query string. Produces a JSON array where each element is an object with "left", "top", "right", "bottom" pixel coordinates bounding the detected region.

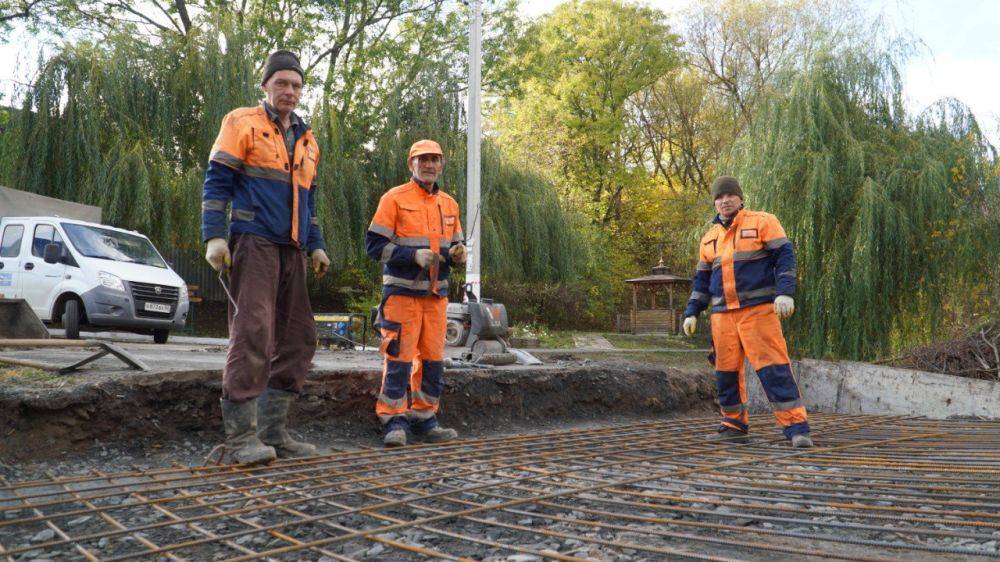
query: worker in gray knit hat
[
  {"left": 201, "top": 49, "right": 330, "bottom": 465},
  {"left": 682, "top": 175, "right": 814, "bottom": 449}
]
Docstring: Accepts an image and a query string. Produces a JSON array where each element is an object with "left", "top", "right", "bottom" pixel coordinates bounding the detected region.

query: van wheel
[
  {"left": 63, "top": 299, "right": 81, "bottom": 340},
  {"left": 153, "top": 329, "right": 169, "bottom": 344}
]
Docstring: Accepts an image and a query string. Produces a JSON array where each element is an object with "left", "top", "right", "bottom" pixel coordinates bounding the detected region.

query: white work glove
[
  {"left": 448, "top": 243, "right": 467, "bottom": 265},
  {"left": 310, "top": 249, "right": 330, "bottom": 278},
  {"left": 682, "top": 316, "right": 697, "bottom": 337},
  {"left": 415, "top": 248, "right": 439, "bottom": 269},
  {"left": 774, "top": 295, "right": 795, "bottom": 319},
  {"left": 205, "top": 238, "right": 231, "bottom": 272}
]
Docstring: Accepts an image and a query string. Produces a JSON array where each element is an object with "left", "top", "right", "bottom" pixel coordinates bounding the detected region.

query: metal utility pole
[{"left": 465, "top": 0, "right": 482, "bottom": 302}]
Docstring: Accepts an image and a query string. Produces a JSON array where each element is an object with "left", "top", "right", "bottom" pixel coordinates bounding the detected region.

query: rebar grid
[{"left": 2, "top": 414, "right": 998, "bottom": 561}]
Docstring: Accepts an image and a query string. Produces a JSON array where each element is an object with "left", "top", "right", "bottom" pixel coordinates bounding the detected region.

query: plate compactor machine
[{"left": 445, "top": 286, "right": 517, "bottom": 365}]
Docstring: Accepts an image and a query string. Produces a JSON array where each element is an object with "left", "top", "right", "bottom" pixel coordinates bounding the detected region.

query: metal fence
[{"left": 163, "top": 248, "right": 226, "bottom": 302}]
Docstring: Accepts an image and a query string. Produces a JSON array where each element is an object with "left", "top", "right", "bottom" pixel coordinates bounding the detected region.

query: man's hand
[
  {"left": 310, "top": 249, "right": 330, "bottom": 278},
  {"left": 682, "top": 316, "right": 697, "bottom": 337},
  {"left": 448, "top": 243, "right": 467, "bottom": 265},
  {"left": 205, "top": 238, "right": 231, "bottom": 272},
  {"left": 774, "top": 295, "right": 795, "bottom": 319},
  {"left": 415, "top": 248, "right": 439, "bottom": 269}
]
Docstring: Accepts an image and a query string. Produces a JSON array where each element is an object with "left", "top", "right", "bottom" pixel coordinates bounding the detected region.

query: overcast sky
[{"left": 2, "top": 0, "right": 998, "bottom": 144}]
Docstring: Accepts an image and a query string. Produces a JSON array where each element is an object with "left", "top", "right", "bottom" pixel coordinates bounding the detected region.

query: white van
[{"left": 0, "top": 216, "right": 189, "bottom": 343}]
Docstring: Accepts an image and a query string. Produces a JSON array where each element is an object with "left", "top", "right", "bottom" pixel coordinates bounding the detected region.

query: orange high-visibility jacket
[
  {"left": 685, "top": 208, "right": 796, "bottom": 316},
  {"left": 201, "top": 105, "right": 324, "bottom": 251},
  {"left": 366, "top": 180, "right": 463, "bottom": 297}
]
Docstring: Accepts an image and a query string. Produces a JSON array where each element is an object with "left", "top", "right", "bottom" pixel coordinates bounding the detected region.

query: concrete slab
[
  {"left": 572, "top": 334, "right": 614, "bottom": 349},
  {"left": 746, "top": 358, "right": 1000, "bottom": 420}
]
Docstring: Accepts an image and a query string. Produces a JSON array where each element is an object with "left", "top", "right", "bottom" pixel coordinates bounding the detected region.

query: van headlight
[
  {"left": 179, "top": 286, "right": 189, "bottom": 304},
  {"left": 98, "top": 271, "right": 126, "bottom": 292}
]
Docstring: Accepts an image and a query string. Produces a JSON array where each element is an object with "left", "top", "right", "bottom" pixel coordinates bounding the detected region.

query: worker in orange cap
[
  {"left": 365, "top": 139, "right": 466, "bottom": 447},
  {"left": 682, "top": 176, "right": 813, "bottom": 448}
]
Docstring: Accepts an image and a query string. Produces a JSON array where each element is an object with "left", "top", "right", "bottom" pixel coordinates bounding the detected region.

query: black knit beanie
[
  {"left": 710, "top": 176, "right": 743, "bottom": 200},
  {"left": 261, "top": 50, "right": 304, "bottom": 85}
]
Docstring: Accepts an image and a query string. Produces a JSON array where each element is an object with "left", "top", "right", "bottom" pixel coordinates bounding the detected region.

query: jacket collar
[
  {"left": 262, "top": 101, "right": 306, "bottom": 130},
  {"left": 713, "top": 207, "right": 744, "bottom": 229},
  {"left": 410, "top": 177, "right": 440, "bottom": 195}
]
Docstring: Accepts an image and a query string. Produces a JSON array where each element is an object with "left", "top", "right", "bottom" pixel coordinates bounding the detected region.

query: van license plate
[{"left": 144, "top": 302, "right": 171, "bottom": 313}]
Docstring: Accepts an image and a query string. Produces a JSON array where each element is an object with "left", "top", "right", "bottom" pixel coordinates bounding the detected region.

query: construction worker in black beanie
[{"left": 202, "top": 50, "right": 330, "bottom": 464}]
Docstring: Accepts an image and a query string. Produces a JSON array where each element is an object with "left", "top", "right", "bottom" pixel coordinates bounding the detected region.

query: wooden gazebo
[{"left": 623, "top": 259, "right": 692, "bottom": 334}]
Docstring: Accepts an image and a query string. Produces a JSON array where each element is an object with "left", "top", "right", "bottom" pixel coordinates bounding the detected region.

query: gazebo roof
[
  {"left": 625, "top": 273, "right": 690, "bottom": 285},
  {"left": 625, "top": 259, "right": 691, "bottom": 285}
]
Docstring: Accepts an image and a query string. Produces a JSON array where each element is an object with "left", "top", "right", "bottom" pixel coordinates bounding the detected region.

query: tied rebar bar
[{"left": 2, "top": 414, "right": 999, "bottom": 561}]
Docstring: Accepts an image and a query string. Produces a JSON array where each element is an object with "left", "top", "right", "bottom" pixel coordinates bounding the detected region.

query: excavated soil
[{"left": 0, "top": 361, "right": 715, "bottom": 463}]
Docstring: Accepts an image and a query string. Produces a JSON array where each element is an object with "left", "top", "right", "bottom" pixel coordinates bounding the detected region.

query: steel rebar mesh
[{"left": 2, "top": 414, "right": 998, "bottom": 561}]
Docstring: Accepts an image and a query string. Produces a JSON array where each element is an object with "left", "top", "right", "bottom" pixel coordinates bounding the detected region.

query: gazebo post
[
  {"left": 650, "top": 288, "right": 657, "bottom": 310},
  {"left": 631, "top": 284, "right": 638, "bottom": 334}
]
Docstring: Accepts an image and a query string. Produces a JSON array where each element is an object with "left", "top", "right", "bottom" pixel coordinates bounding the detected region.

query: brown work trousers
[{"left": 222, "top": 234, "right": 316, "bottom": 402}]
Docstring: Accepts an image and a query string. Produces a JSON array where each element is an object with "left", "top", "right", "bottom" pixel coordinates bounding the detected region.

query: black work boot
[
  {"left": 218, "top": 399, "right": 277, "bottom": 466},
  {"left": 420, "top": 426, "right": 458, "bottom": 443},
  {"left": 706, "top": 426, "right": 749, "bottom": 444},
  {"left": 257, "top": 388, "right": 317, "bottom": 458},
  {"left": 410, "top": 416, "right": 458, "bottom": 444}
]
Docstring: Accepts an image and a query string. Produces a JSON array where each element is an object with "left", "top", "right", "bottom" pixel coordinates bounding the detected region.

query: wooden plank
[{"left": 0, "top": 355, "right": 60, "bottom": 371}]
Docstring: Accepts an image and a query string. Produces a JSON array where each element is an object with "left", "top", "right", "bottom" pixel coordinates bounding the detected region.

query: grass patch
[
  {"left": 602, "top": 333, "right": 710, "bottom": 350},
  {"left": 537, "top": 330, "right": 575, "bottom": 348},
  {"left": 510, "top": 323, "right": 576, "bottom": 348},
  {"left": 0, "top": 366, "right": 80, "bottom": 387},
  {"left": 577, "top": 351, "right": 713, "bottom": 371}
]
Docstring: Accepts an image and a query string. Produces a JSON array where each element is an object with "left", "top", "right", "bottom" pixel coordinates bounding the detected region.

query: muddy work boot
[
  {"left": 217, "top": 399, "right": 277, "bottom": 466},
  {"left": 417, "top": 426, "right": 458, "bottom": 443},
  {"left": 383, "top": 428, "right": 408, "bottom": 448},
  {"left": 706, "top": 426, "right": 749, "bottom": 444},
  {"left": 257, "top": 388, "right": 317, "bottom": 458},
  {"left": 790, "top": 433, "right": 815, "bottom": 448}
]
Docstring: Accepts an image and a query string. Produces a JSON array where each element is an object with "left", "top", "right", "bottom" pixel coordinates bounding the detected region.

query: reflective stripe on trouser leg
[
  {"left": 376, "top": 360, "right": 411, "bottom": 425},
  {"left": 715, "top": 369, "right": 748, "bottom": 432},
  {"left": 410, "top": 360, "right": 443, "bottom": 419},
  {"left": 737, "top": 303, "right": 810, "bottom": 438},
  {"left": 710, "top": 310, "right": 749, "bottom": 433}
]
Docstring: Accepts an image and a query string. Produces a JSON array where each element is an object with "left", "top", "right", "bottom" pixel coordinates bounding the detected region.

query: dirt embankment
[{"left": 0, "top": 361, "right": 715, "bottom": 462}]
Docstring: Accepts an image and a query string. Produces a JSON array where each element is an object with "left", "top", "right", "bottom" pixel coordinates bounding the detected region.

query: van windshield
[{"left": 62, "top": 223, "right": 167, "bottom": 268}]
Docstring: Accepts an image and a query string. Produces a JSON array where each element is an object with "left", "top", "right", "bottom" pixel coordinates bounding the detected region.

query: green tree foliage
[
  {"left": 0, "top": 1, "right": 585, "bottom": 309},
  {"left": 730, "top": 46, "right": 999, "bottom": 360},
  {"left": 496, "top": 0, "right": 682, "bottom": 227}
]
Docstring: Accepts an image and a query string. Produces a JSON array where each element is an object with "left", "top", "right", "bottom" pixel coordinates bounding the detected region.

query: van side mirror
[{"left": 43, "top": 243, "right": 62, "bottom": 264}]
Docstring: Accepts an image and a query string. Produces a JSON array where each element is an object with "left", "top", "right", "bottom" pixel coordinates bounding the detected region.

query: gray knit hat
[
  {"left": 710, "top": 176, "right": 743, "bottom": 200},
  {"left": 261, "top": 50, "right": 304, "bottom": 85}
]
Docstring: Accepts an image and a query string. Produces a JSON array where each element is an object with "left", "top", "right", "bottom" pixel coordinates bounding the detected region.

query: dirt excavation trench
[{"left": 0, "top": 360, "right": 716, "bottom": 464}]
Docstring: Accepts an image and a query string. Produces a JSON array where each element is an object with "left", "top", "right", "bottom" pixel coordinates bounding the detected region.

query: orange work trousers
[
  {"left": 376, "top": 294, "right": 448, "bottom": 432},
  {"left": 710, "top": 302, "right": 810, "bottom": 439}
]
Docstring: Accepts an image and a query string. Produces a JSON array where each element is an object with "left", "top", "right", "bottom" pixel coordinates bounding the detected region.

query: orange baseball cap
[{"left": 408, "top": 139, "right": 444, "bottom": 160}]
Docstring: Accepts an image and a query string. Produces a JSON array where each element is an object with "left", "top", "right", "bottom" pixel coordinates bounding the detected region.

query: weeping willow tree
[
  {"left": 730, "top": 46, "right": 999, "bottom": 360},
  {"left": 1, "top": 24, "right": 258, "bottom": 250},
  {"left": 0, "top": 18, "right": 586, "bottom": 305},
  {"left": 315, "top": 74, "right": 587, "bottom": 292}
]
